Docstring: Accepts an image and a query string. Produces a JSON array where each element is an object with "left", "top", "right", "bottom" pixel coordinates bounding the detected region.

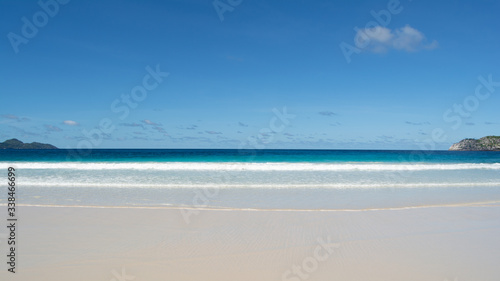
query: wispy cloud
[
  {"left": 63, "top": 120, "right": 79, "bottom": 126},
  {"left": 405, "top": 121, "right": 430, "bottom": 126},
  {"left": 205, "top": 130, "right": 222, "bottom": 135},
  {"left": 318, "top": 111, "right": 337, "bottom": 117},
  {"left": 238, "top": 122, "right": 248, "bottom": 127},
  {"left": 169, "top": 136, "right": 213, "bottom": 143},
  {"left": 2, "top": 114, "right": 20, "bottom": 120},
  {"left": 465, "top": 122, "right": 475, "bottom": 126},
  {"left": 9, "top": 126, "right": 41, "bottom": 137},
  {"left": 1, "top": 114, "right": 30, "bottom": 122},
  {"left": 152, "top": 126, "right": 168, "bottom": 136},
  {"left": 142, "top": 119, "right": 161, "bottom": 126},
  {"left": 357, "top": 25, "right": 438, "bottom": 53},
  {"left": 119, "top": 122, "right": 144, "bottom": 128},
  {"left": 377, "top": 135, "right": 395, "bottom": 142},
  {"left": 485, "top": 121, "right": 499, "bottom": 125},
  {"left": 44, "top": 124, "right": 63, "bottom": 132},
  {"left": 226, "top": 55, "right": 244, "bottom": 62},
  {"left": 178, "top": 124, "right": 198, "bottom": 130}
]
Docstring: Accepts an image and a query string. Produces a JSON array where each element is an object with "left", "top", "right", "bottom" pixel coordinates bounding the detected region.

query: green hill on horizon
[{"left": 0, "top": 138, "right": 58, "bottom": 149}]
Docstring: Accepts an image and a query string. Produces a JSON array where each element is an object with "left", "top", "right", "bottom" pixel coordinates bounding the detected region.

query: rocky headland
[{"left": 449, "top": 136, "right": 500, "bottom": 151}]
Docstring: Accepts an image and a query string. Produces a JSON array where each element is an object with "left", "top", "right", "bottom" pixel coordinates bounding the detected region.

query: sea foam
[{"left": 3, "top": 162, "right": 500, "bottom": 171}]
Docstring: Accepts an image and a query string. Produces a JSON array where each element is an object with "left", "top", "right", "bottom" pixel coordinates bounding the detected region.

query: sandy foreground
[{"left": 1, "top": 203, "right": 500, "bottom": 281}]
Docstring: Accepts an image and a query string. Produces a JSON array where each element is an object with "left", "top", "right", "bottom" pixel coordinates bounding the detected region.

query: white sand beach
[{"left": 2, "top": 203, "right": 500, "bottom": 281}]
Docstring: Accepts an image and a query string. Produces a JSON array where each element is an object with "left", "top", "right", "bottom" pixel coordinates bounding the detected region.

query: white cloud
[
  {"left": 365, "top": 26, "right": 393, "bottom": 43},
  {"left": 63, "top": 120, "right": 79, "bottom": 126},
  {"left": 356, "top": 25, "right": 438, "bottom": 53}
]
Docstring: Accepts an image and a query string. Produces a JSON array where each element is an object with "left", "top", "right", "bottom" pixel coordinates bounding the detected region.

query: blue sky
[{"left": 1, "top": 0, "right": 499, "bottom": 149}]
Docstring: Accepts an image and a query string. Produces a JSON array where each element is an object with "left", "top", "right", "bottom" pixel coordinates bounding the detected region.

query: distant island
[
  {"left": 449, "top": 136, "right": 500, "bottom": 151},
  {"left": 0, "top": 138, "right": 58, "bottom": 149}
]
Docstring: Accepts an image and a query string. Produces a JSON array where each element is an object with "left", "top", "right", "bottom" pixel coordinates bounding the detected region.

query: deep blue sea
[
  {"left": 2, "top": 149, "right": 500, "bottom": 163},
  {"left": 1, "top": 149, "right": 500, "bottom": 210}
]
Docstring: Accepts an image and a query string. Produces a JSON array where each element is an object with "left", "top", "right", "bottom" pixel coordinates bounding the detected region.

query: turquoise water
[
  {"left": 2, "top": 149, "right": 500, "bottom": 163},
  {"left": 1, "top": 149, "right": 500, "bottom": 209}
]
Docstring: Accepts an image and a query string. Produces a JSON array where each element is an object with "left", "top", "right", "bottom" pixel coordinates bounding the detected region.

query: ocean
[{"left": 1, "top": 149, "right": 500, "bottom": 210}]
